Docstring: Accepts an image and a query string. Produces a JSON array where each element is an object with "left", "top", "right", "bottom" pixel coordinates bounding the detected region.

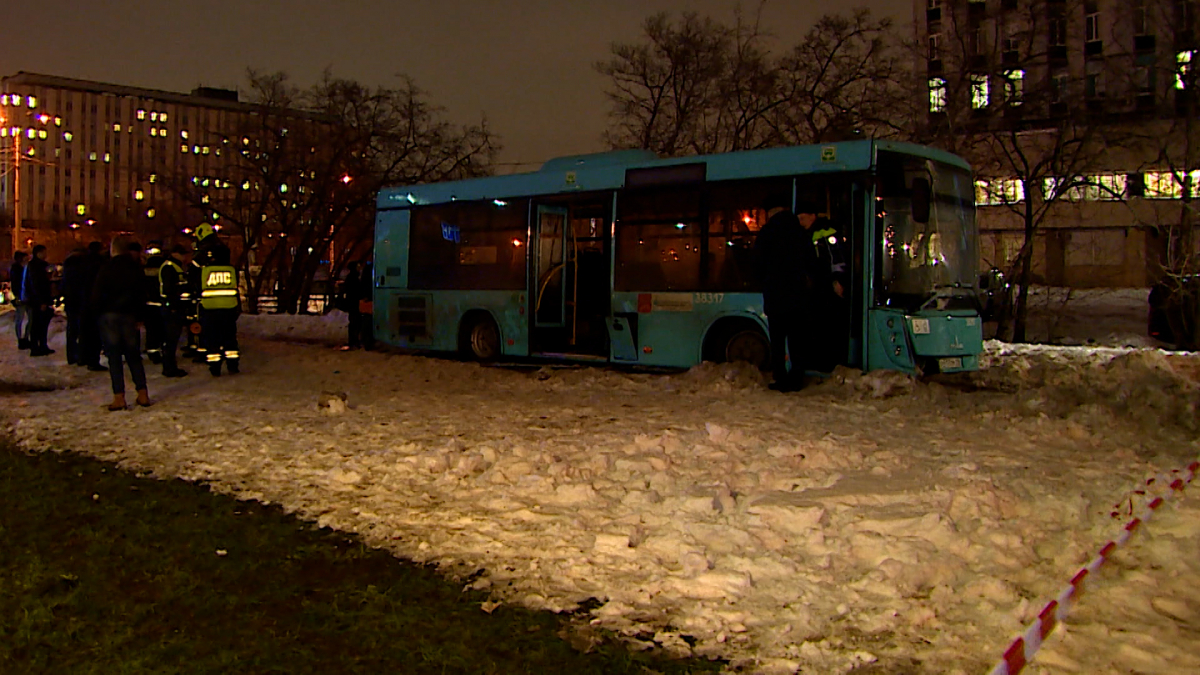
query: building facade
[
  {"left": 916, "top": 0, "right": 1200, "bottom": 288},
  {"left": 0, "top": 72, "right": 254, "bottom": 260}
]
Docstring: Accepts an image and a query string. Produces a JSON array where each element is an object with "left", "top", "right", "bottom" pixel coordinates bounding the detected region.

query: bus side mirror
[{"left": 911, "top": 177, "right": 931, "bottom": 224}]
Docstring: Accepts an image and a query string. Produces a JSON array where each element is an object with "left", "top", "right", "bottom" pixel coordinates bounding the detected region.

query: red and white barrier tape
[{"left": 987, "top": 459, "right": 1200, "bottom": 675}]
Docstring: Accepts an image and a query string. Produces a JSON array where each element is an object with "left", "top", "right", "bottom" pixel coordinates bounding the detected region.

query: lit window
[
  {"left": 202, "top": 178, "right": 210, "bottom": 187},
  {"left": 929, "top": 77, "right": 947, "bottom": 112},
  {"left": 0, "top": 129, "right": 6, "bottom": 137},
  {"left": 89, "top": 151, "right": 97, "bottom": 161},
  {"left": 54, "top": 117, "right": 61, "bottom": 126},
  {"left": 202, "top": 146, "right": 209, "bottom": 155},
  {"left": 193, "top": 145, "right": 200, "bottom": 154},
  {"left": 1044, "top": 174, "right": 1127, "bottom": 201},
  {"left": 103, "top": 153, "right": 111, "bottom": 163},
  {"left": 280, "top": 184, "right": 289, "bottom": 193},
  {"left": 160, "top": 113, "right": 168, "bottom": 122},
  {"left": 135, "top": 189, "right": 145, "bottom": 201},
  {"left": 975, "top": 178, "right": 1025, "bottom": 206},
  {"left": 181, "top": 130, "right": 189, "bottom": 139},
  {"left": 64, "top": 132, "right": 73, "bottom": 141},
  {"left": 1178, "top": 51, "right": 1193, "bottom": 90},
  {"left": 0, "top": 94, "right": 7, "bottom": 105},
  {"left": 150, "top": 111, "right": 158, "bottom": 121},
  {"left": 181, "top": 144, "right": 189, "bottom": 153},
  {"left": 147, "top": 208, "right": 156, "bottom": 218},
  {"left": 76, "top": 204, "right": 87, "bottom": 216},
  {"left": 38, "top": 114, "right": 49, "bottom": 124},
  {"left": 1004, "top": 70, "right": 1024, "bottom": 105},
  {"left": 26, "top": 147, "right": 35, "bottom": 157},
  {"left": 137, "top": 109, "right": 146, "bottom": 120},
  {"left": 113, "top": 123, "right": 121, "bottom": 132},
  {"left": 38, "top": 130, "right": 47, "bottom": 139},
  {"left": 1144, "top": 171, "right": 1184, "bottom": 199},
  {"left": 242, "top": 180, "right": 251, "bottom": 190},
  {"left": 971, "top": 75, "right": 990, "bottom": 109},
  {"left": 149, "top": 173, "right": 157, "bottom": 183},
  {"left": 26, "top": 128, "right": 36, "bottom": 139},
  {"left": 27, "top": 96, "right": 37, "bottom": 108},
  {"left": 202, "top": 195, "right": 210, "bottom": 204}
]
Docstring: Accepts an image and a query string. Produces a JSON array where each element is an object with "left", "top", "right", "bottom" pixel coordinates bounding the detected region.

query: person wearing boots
[
  {"left": 158, "top": 243, "right": 193, "bottom": 377},
  {"left": 141, "top": 240, "right": 166, "bottom": 365},
  {"left": 21, "top": 245, "right": 55, "bottom": 356},
  {"left": 91, "top": 236, "right": 150, "bottom": 410},
  {"left": 78, "top": 241, "right": 108, "bottom": 371},
  {"left": 196, "top": 224, "right": 240, "bottom": 376},
  {"left": 8, "top": 251, "right": 31, "bottom": 349}
]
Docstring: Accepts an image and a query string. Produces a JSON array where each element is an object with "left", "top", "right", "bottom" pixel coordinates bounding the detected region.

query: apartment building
[
  {"left": 0, "top": 72, "right": 252, "bottom": 260},
  {"left": 916, "top": 0, "right": 1199, "bottom": 287}
]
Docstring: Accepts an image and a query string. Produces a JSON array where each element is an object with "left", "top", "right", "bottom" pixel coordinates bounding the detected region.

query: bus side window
[{"left": 616, "top": 187, "right": 703, "bottom": 292}]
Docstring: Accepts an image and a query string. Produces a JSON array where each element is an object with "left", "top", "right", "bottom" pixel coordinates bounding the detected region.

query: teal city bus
[{"left": 372, "top": 140, "right": 983, "bottom": 374}]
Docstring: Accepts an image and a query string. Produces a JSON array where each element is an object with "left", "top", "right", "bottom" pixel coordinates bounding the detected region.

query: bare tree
[
  {"left": 596, "top": 5, "right": 906, "bottom": 156},
  {"left": 913, "top": 0, "right": 1129, "bottom": 341},
  {"left": 163, "top": 69, "right": 498, "bottom": 313}
]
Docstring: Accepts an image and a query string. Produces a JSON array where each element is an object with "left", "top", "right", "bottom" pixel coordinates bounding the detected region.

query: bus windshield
[{"left": 876, "top": 151, "right": 978, "bottom": 310}]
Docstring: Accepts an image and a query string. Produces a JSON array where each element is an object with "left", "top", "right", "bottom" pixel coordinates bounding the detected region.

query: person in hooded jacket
[
  {"left": 92, "top": 236, "right": 150, "bottom": 410},
  {"left": 21, "top": 245, "right": 55, "bottom": 356}
]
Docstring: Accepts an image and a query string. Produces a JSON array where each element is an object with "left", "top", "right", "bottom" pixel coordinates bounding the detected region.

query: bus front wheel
[{"left": 462, "top": 315, "right": 501, "bottom": 361}]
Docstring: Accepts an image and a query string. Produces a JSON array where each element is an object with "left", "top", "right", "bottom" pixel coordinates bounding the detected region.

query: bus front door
[{"left": 534, "top": 206, "right": 569, "bottom": 329}]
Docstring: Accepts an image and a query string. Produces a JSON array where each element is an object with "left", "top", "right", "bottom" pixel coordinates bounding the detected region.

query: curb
[{"left": 987, "top": 459, "right": 1200, "bottom": 675}]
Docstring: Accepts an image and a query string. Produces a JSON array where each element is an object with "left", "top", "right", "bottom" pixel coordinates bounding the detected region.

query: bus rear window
[{"left": 408, "top": 200, "right": 529, "bottom": 291}]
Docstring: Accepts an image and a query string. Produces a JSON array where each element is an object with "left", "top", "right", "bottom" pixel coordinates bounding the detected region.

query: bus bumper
[{"left": 868, "top": 309, "right": 983, "bottom": 374}]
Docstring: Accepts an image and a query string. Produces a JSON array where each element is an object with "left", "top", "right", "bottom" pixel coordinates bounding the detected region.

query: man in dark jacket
[
  {"left": 21, "top": 245, "right": 55, "bottom": 356},
  {"left": 158, "top": 244, "right": 193, "bottom": 377},
  {"left": 59, "top": 246, "right": 89, "bottom": 364},
  {"left": 8, "top": 251, "right": 30, "bottom": 349},
  {"left": 92, "top": 237, "right": 150, "bottom": 410},
  {"left": 803, "top": 204, "right": 850, "bottom": 373},
  {"left": 77, "top": 241, "right": 108, "bottom": 371},
  {"left": 752, "top": 195, "right": 827, "bottom": 391}
]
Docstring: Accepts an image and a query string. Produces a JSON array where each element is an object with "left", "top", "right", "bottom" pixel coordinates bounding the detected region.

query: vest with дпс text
[{"left": 200, "top": 265, "right": 239, "bottom": 310}]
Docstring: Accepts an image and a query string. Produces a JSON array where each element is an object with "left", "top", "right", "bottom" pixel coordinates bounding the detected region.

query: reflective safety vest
[
  {"left": 812, "top": 226, "right": 847, "bottom": 278},
  {"left": 200, "top": 265, "right": 239, "bottom": 310},
  {"left": 159, "top": 259, "right": 188, "bottom": 302}
]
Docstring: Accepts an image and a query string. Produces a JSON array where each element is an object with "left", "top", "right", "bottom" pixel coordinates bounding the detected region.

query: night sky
[{"left": 7, "top": 1, "right": 910, "bottom": 168}]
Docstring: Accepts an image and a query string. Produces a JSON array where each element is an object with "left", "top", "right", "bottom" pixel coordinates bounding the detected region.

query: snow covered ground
[{"left": 2, "top": 290, "right": 1198, "bottom": 674}]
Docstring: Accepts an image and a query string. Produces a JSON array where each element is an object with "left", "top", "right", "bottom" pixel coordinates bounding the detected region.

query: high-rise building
[
  {"left": 0, "top": 72, "right": 252, "bottom": 259},
  {"left": 915, "top": 0, "right": 1198, "bottom": 288}
]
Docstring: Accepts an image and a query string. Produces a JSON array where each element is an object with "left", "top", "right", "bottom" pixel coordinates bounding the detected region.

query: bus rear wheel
[{"left": 462, "top": 315, "right": 501, "bottom": 361}]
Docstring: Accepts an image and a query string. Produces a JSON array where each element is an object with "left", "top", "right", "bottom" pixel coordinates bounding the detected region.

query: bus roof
[{"left": 377, "top": 140, "right": 971, "bottom": 209}]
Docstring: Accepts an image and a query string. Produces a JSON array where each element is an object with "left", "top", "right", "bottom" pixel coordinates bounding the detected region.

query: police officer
[
  {"left": 142, "top": 240, "right": 166, "bottom": 364},
  {"left": 799, "top": 202, "right": 850, "bottom": 373},
  {"left": 197, "top": 224, "right": 240, "bottom": 376},
  {"left": 158, "top": 244, "right": 193, "bottom": 377},
  {"left": 184, "top": 232, "right": 207, "bottom": 362}
]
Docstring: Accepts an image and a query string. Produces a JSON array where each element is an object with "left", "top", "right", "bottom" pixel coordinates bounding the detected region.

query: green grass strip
[{"left": 0, "top": 444, "right": 723, "bottom": 675}]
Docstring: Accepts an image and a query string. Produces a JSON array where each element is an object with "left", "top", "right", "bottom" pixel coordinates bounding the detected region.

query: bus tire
[
  {"left": 461, "top": 313, "right": 501, "bottom": 362},
  {"left": 705, "top": 320, "right": 770, "bottom": 371}
]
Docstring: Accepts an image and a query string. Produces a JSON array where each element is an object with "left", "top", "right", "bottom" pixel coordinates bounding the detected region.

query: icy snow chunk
[
  {"left": 593, "top": 533, "right": 633, "bottom": 556},
  {"left": 544, "top": 483, "right": 598, "bottom": 505},
  {"left": 328, "top": 468, "right": 362, "bottom": 484},
  {"left": 317, "top": 391, "right": 348, "bottom": 414},
  {"left": 706, "top": 422, "right": 730, "bottom": 443},
  {"left": 746, "top": 503, "right": 826, "bottom": 536},
  {"left": 667, "top": 570, "right": 753, "bottom": 599}
]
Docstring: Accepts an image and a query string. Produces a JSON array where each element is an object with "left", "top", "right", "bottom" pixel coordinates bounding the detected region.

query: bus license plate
[{"left": 939, "top": 357, "right": 963, "bottom": 371}]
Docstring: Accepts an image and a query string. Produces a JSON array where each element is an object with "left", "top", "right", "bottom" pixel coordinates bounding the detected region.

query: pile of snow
[{"left": 2, "top": 302, "right": 1199, "bottom": 674}]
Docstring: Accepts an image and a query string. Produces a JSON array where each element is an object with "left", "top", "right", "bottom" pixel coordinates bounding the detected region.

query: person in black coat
[
  {"left": 77, "top": 241, "right": 108, "bottom": 371},
  {"left": 338, "top": 261, "right": 375, "bottom": 351},
  {"left": 92, "top": 236, "right": 150, "bottom": 410},
  {"left": 59, "top": 246, "right": 88, "bottom": 364},
  {"left": 21, "top": 245, "right": 55, "bottom": 356},
  {"left": 8, "top": 251, "right": 30, "bottom": 349},
  {"left": 752, "top": 195, "right": 827, "bottom": 391}
]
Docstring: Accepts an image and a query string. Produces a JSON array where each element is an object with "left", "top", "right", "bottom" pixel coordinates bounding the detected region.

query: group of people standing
[
  {"left": 6, "top": 223, "right": 242, "bottom": 410},
  {"left": 753, "top": 194, "right": 848, "bottom": 393}
]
